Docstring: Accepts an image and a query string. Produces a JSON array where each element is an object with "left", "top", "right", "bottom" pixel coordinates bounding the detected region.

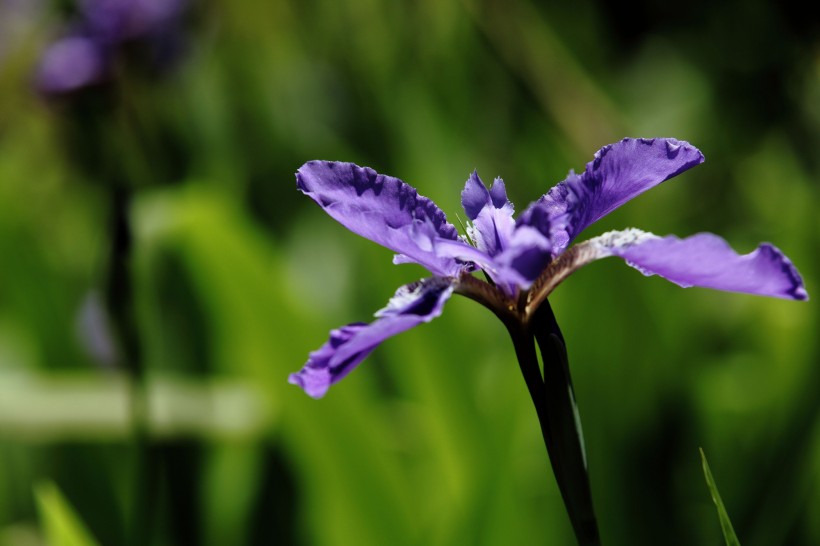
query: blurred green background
[{"left": 0, "top": 0, "right": 818, "bottom": 544}]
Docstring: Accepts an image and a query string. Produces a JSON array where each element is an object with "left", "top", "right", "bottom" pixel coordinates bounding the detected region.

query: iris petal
[
  {"left": 460, "top": 172, "right": 515, "bottom": 257},
  {"left": 604, "top": 231, "right": 808, "bottom": 300},
  {"left": 527, "top": 228, "right": 808, "bottom": 310},
  {"left": 521, "top": 138, "right": 705, "bottom": 254},
  {"left": 288, "top": 277, "right": 455, "bottom": 398},
  {"left": 582, "top": 229, "right": 808, "bottom": 300},
  {"left": 297, "top": 161, "right": 461, "bottom": 276}
]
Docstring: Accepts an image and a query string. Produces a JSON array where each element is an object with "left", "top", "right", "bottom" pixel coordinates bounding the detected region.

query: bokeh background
[{"left": 0, "top": 0, "right": 818, "bottom": 544}]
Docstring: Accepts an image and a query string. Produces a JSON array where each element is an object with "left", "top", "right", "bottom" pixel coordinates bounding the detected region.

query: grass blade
[
  {"left": 34, "top": 481, "right": 100, "bottom": 546},
  {"left": 700, "top": 448, "right": 741, "bottom": 546}
]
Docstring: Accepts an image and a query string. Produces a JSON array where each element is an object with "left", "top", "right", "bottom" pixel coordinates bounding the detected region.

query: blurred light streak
[{"left": 0, "top": 372, "right": 272, "bottom": 442}]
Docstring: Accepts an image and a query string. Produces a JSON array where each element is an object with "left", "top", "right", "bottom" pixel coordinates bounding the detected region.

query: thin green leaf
[
  {"left": 454, "top": 212, "right": 475, "bottom": 246},
  {"left": 700, "top": 448, "right": 741, "bottom": 546},
  {"left": 34, "top": 481, "right": 100, "bottom": 546}
]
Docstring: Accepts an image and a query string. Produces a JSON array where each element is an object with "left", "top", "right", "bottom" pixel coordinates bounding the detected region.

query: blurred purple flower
[
  {"left": 78, "top": 0, "right": 185, "bottom": 42},
  {"left": 35, "top": 0, "right": 186, "bottom": 94},
  {"left": 37, "top": 35, "right": 107, "bottom": 94},
  {"left": 289, "top": 138, "right": 807, "bottom": 398}
]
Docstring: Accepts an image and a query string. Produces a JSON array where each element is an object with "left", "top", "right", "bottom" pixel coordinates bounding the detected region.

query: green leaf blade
[
  {"left": 34, "top": 481, "right": 100, "bottom": 546},
  {"left": 700, "top": 448, "right": 741, "bottom": 546}
]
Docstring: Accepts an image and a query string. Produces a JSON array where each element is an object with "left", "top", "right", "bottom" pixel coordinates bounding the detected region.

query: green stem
[
  {"left": 457, "top": 276, "right": 600, "bottom": 543},
  {"left": 529, "top": 302, "right": 599, "bottom": 545},
  {"left": 106, "top": 186, "right": 155, "bottom": 546}
]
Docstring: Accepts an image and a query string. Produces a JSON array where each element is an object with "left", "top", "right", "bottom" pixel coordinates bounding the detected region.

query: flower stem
[
  {"left": 507, "top": 302, "right": 600, "bottom": 546},
  {"left": 106, "top": 185, "right": 156, "bottom": 546},
  {"left": 457, "top": 274, "right": 600, "bottom": 543},
  {"left": 531, "top": 302, "right": 599, "bottom": 545}
]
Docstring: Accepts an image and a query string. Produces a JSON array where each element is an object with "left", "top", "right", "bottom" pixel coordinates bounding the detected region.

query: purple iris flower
[
  {"left": 289, "top": 137, "right": 807, "bottom": 399},
  {"left": 35, "top": 0, "right": 186, "bottom": 94}
]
